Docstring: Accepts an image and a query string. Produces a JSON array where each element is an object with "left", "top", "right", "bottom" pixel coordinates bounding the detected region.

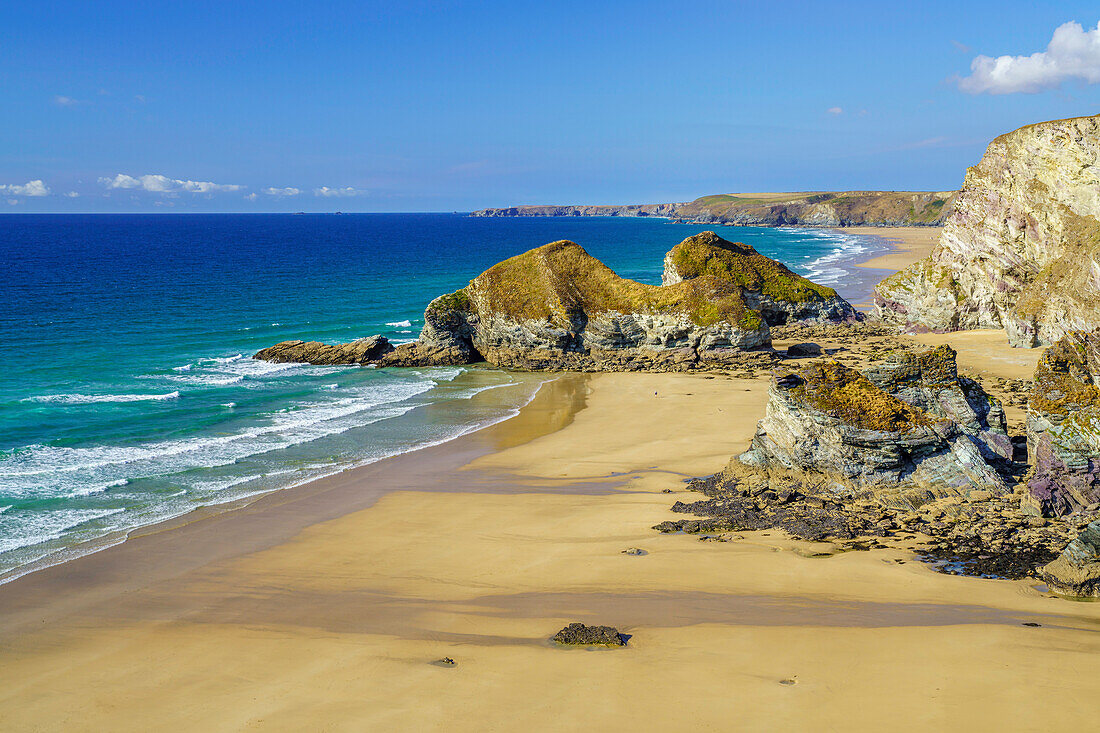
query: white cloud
[
  {"left": 263, "top": 187, "right": 301, "bottom": 196},
  {"left": 54, "top": 95, "right": 81, "bottom": 107},
  {"left": 314, "top": 186, "right": 366, "bottom": 197},
  {"left": 99, "top": 173, "right": 244, "bottom": 194},
  {"left": 7, "top": 199, "right": 18, "bottom": 205},
  {"left": 0, "top": 180, "right": 50, "bottom": 197},
  {"left": 826, "top": 106, "right": 843, "bottom": 116},
  {"left": 64, "top": 191, "right": 80, "bottom": 198},
  {"left": 958, "top": 21, "right": 1100, "bottom": 94},
  {"left": 245, "top": 193, "right": 259, "bottom": 201}
]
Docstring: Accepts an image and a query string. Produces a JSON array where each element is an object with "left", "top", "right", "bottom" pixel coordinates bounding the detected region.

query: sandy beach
[{"left": 2, "top": 233, "right": 1097, "bottom": 732}]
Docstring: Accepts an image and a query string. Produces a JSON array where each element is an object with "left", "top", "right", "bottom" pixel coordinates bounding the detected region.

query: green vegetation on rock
[
  {"left": 467, "top": 239, "right": 761, "bottom": 329},
  {"left": 790, "top": 361, "right": 932, "bottom": 432},
  {"left": 668, "top": 232, "right": 836, "bottom": 303}
]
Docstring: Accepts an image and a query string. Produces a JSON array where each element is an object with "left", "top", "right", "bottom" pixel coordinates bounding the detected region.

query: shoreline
[
  {"left": 6, "top": 221, "right": 1096, "bottom": 730},
  {"left": 4, "top": 364, "right": 1100, "bottom": 730}
]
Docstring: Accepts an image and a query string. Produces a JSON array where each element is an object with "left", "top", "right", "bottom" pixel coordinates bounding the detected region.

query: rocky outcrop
[
  {"left": 1025, "top": 330, "right": 1100, "bottom": 516},
  {"left": 738, "top": 345, "right": 1012, "bottom": 504},
  {"left": 1040, "top": 520, "right": 1100, "bottom": 597},
  {"left": 552, "top": 623, "right": 626, "bottom": 646},
  {"left": 875, "top": 114, "right": 1100, "bottom": 347},
  {"left": 427, "top": 232, "right": 860, "bottom": 371},
  {"left": 472, "top": 191, "right": 956, "bottom": 227},
  {"left": 255, "top": 232, "right": 857, "bottom": 373},
  {"left": 252, "top": 335, "right": 393, "bottom": 365}
]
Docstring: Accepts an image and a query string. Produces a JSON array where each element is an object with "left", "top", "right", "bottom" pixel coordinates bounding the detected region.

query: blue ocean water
[{"left": 0, "top": 213, "right": 884, "bottom": 580}]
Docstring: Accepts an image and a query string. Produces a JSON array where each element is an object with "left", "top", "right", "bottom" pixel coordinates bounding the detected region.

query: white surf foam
[
  {"left": 23, "top": 391, "right": 181, "bottom": 405},
  {"left": 386, "top": 319, "right": 413, "bottom": 327}
]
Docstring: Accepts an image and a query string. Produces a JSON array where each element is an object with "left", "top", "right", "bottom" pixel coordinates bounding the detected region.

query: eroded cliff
[{"left": 875, "top": 114, "right": 1100, "bottom": 347}]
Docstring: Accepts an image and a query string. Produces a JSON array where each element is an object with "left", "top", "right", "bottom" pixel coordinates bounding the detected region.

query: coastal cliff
[
  {"left": 471, "top": 190, "right": 956, "bottom": 227},
  {"left": 255, "top": 231, "right": 858, "bottom": 372},
  {"left": 875, "top": 114, "right": 1100, "bottom": 347}
]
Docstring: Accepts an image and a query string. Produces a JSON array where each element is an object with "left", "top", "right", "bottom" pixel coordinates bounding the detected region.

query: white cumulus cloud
[
  {"left": 314, "top": 186, "right": 366, "bottom": 197},
  {"left": 0, "top": 180, "right": 51, "bottom": 197},
  {"left": 263, "top": 187, "right": 301, "bottom": 196},
  {"left": 245, "top": 193, "right": 259, "bottom": 201},
  {"left": 99, "top": 173, "right": 244, "bottom": 194},
  {"left": 54, "top": 95, "right": 81, "bottom": 107},
  {"left": 958, "top": 20, "right": 1100, "bottom": 94},
  {"left": 64, "top": 191, "right": 80, "bottom": 198},
  {"left": 826, "top": 106, "right": 843, "bottom": 116}
]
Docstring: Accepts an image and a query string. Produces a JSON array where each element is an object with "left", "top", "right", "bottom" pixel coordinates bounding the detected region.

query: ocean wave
[
  {"left": 787, "top": 228, "right": 870, "bottom": 286},
  {"left": 1, "top": 377, "right": 443, "bottom": 495},
  {"left": 386, "top": 319, "right": 413, "bottom": 327},
  {"left": 23, "top": 391, "right": 181, "bottom": 405},
  {"left": 0, "top": 507, "right": 128, "bottom": 555}
]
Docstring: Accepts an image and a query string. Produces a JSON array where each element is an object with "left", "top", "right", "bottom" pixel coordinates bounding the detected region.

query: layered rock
[
  {"left": 472, "top": 191, "right": 956, "bottom": 227},
  {"left": 1025, "top": 330, "right": 1100, "bottom": 516},
  {"left": 875, "top": 114, "right": 1100, "bottom": 347},
  {"left": 252, "top": 335, "right": 393, "bottom": 365},
  {"left": 1040, "top": 520, "right": 1100, "bottom": 597},
  {"left": 738, "top": 345, "right": 1012, "bottom": 504},
  {"left": 428, "top": 232, "right": 860, "bottom": 371}
]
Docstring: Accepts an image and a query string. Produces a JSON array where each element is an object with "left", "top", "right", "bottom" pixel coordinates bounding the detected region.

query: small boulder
[
  {"left": 1040, "top": 520, "right": 1100, "bottom": 597},
  {"left": 552, "top": 623, "right": 626, "bottom": 646},
  {"left": 785, "top": 342, "right": 822, "bottom": 358}
]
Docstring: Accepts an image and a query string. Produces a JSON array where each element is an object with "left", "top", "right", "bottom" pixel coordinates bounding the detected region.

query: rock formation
[
  {"left": 738, "top": 345, "right": 1012, "bottom": 504},
  {"left": 255, "top": 232, "right": 858, "bottom": 372},
  {"left": 552, "top": 623, "right": 626, "bottom": 646},
  {"left": 1040, "top": 520, "right": 1100, "bottom": 597},
  {"left": 875, "top": 114, "right": 1100, "bottom": 347},
  {"left": 1025, "top": 330, "right": 1100, "bottom": 516},
  {"left": 472, "top": 191, "right": 956, "bottom": 227},
  {"left": 253, "top": 335, "right": 393, "bottom": 365}
]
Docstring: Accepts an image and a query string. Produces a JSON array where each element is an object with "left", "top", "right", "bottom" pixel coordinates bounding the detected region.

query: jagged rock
[
  {"left": 785, "top": 342, "right": 822, "bottom": 358},
  {"left": 551, "top": 623, "right": 626, "bottom": 646},
  {"left": 1026, "top": 330, "right": 1100, "bottom": 516},
  {"left": 1040, "top": 521, "right": 1100, "bottom": 597},
  {"left": 876, "top": 114, "right": 1100, "bottom": 347},
  {"left": 253, "top": 335, "right": 392, "bottom": 365},
  {"left": 738, "top": 345, "right": 1012, "bottom": 503}
]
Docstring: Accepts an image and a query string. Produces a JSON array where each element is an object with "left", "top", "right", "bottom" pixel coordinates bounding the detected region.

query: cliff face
[
  {"left": 255, "top": 232, "right": 858, "bottom": 372},
  {"left": 471, "top": 191, "right": 956, "bottom": 227},
  {"left": 875, "top": 115, "right": 1100, "bottom": 347}
]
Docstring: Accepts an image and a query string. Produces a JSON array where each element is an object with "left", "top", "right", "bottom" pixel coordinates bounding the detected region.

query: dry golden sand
[
  {"left": 851, "top": 225, "right": 940, "bottom": 272},
  {"left": 1, "top": 237, "right": 1096, "bottom": 732}
]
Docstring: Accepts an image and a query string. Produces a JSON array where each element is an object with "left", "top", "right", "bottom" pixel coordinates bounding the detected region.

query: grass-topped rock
[
  {"left": 414, "top": 232, "right": 857, "bottom": 372},
  {"left": 739, "top": 346, "right": 1013, "bottom": 503},
  {"left": 1026, "top": 330, "right": 1100, "bottom": 516}
]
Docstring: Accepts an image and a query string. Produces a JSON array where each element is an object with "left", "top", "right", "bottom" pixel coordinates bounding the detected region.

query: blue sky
[{"left": 2, "top": 1, "right": 1099, "bottom": 212}]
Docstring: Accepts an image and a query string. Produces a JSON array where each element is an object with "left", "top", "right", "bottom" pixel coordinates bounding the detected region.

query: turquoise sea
[{"left": 0, "top": 213, "right": 887, "bottom": 581}]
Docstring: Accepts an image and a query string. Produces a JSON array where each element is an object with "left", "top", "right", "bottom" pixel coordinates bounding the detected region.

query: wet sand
[{"left": 2, "top": 227, "right": 1095, "bottom": 731}]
